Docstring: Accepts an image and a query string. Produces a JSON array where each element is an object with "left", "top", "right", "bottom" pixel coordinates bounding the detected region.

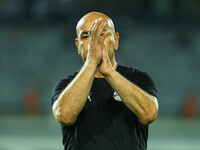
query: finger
[
  {"left": 102, "top": 44, "right": 106, "bottom": 56},
  {"left": 102, "top": 43, "right": 109, "bottom": 62},
  {"left": 89, "top": 19, "right": 98, "bottom": 34},
  {"left": 100, "top": 31, "right": 109, "bottom": 42},
  {"left": 97, "top": 22, "right": 108, "bottom": 37},
  {"left": 88, "top": 19, "right": 98, "bottom": 38},
  {"left": 91, "top": 18, "right": 102, "bottom": 37},
  {"left": 90, "top": 18, "right": 103, "bottom": 37}
]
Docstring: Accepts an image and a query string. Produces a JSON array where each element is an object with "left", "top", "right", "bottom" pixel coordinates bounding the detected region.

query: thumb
[{"left": 102, "top": 42, "right": 108, "bottom": 60}]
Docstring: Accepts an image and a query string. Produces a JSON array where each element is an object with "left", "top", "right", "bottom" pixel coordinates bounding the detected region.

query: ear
[
  {"left": 75, "top": 38, "right": 81, "bottom": 55},
  {"left": 114, "top": 32, "right": 119, "bottom": 51}
]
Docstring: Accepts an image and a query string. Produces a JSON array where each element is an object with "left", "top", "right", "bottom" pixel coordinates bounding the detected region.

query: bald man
[{"left": 51, "top": 12, "right": 158, "bottom": 150}]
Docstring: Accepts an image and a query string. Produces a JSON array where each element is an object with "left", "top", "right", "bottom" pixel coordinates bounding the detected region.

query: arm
[
  {"left": 52, "top": 18, "right": 109, "bottom": 125},
  {"left": 98, "top": 43, "right": 158, "bottom": 125},
  {"left": 52, "top": 60, "right": 97, "bottom": 125},
  {"left": 105, "top": 70, "right": 158, "bottom": 125}
]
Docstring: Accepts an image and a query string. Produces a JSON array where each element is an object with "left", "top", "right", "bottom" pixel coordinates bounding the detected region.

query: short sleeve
[
  {"left": 131, "top": 69, "right": 157, "bottom": 98},
  {"left": 51, "top": 73, "right": 77, "bottom": 106}
]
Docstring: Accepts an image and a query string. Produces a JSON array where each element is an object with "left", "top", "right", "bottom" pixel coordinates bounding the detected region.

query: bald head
[{"left": 76, "top": 12, "right": 115, "bottom": 37}]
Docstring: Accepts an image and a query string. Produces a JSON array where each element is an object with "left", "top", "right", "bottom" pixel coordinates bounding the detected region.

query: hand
[
  {"left": 86, "top": 18, "right": 109, "bottom": 66},
  {"left": 97, "top": 43, "right": 114, "bottom": 76}
]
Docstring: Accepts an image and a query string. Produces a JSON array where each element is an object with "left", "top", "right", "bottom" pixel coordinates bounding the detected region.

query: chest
[
  {"left": 75, "top": 79, "right": 138, "bottom": 141},
  {"left": 84, "top": 80, "right": 124, "bottom": 112}
]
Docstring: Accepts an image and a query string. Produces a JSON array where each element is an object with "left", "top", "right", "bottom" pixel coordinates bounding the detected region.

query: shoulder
[
  {"left": 51, "top": 72, "right": 78, "bottom": 105},
  {"left": 118, "top": 64, "right": 157, "bottom": 97},
  {"left": 54, "top": 72, "right": 78, "bottom": 90},
  {"left": 117, "top": 64, "right": 149, "bottom": 80}
]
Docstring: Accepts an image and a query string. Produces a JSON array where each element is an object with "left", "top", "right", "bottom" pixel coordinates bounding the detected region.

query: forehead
[{"left": 76, "top": 14, "right": 114, "bottom": 36}]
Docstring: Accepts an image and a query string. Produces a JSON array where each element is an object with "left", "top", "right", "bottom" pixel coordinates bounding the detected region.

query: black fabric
[{"left": 51, "top": 64, "right": 157, "bottom": 150}]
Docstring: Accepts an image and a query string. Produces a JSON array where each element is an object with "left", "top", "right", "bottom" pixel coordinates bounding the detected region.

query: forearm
[
  {"left": 53, "top": 60, "right": 97, "bottom": 125},
  {"left": 105, "top": 70, "right": 158, "bottom": 125}
]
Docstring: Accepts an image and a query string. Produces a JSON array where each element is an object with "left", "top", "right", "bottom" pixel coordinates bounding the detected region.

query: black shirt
[{"left": 51, "top": 64, "right": 157, "bottom": 150}]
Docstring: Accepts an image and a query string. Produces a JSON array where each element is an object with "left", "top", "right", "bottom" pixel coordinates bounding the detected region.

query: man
[{"left": 51, "top": 12, "right": 158, "bottom": 150}]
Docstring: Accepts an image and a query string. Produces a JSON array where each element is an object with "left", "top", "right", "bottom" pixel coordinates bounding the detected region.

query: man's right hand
[{"left": 86, "top": 18, "right": 108, "bottom": 66}]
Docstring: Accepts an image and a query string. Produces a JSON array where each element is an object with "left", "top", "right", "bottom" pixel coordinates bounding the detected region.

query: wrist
[
  {"left": 85, "top": 58, "right": 98, "bottom": 69},
  {"left": 103, "top": 68, "right": 115, "bottom": 78}
]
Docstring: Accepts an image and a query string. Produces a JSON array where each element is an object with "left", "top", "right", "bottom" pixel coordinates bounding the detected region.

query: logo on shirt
[
  {"left": 113, "top": 91, "right": 122, "bottom": 101},
  {"left": 88, "top": 92, "right": 92, "bottom": 101}
]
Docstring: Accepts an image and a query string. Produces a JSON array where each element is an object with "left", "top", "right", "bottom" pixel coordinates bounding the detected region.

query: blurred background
[{"left": 0, "top": 0, "right": 200, "bottom": 149}]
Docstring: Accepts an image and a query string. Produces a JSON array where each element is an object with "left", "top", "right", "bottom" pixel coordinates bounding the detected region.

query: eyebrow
[
  {"left": 80, "top": 31, "right": 89, "bottom": 37},
  {"left": 79, "top": 29, "right": 108, "bottom": 38}
]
